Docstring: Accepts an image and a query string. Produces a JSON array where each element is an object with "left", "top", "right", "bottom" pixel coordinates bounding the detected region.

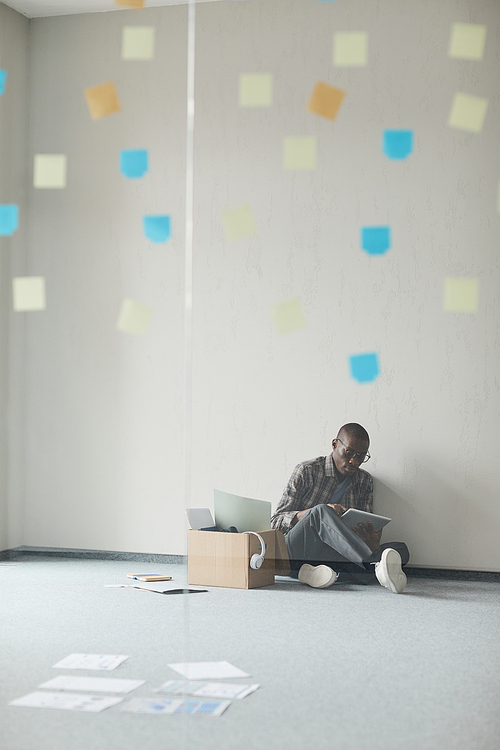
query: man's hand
[
  {"left": 327, "top": 504, "right": 347, "bottom": 518},
  {"left": 352, "top": 521, "right": 382, "bottom": 552}
]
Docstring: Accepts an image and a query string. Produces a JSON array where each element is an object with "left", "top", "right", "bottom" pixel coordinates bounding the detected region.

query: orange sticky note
[
  {"left": 115, "top": 0, "right": 145, "bottom": 7},
  {"left": 307, "top": 81, "right": 346, "bottom": 121},
  {"left": 85, "top": 82, "right": 121, "bottom": 120}
]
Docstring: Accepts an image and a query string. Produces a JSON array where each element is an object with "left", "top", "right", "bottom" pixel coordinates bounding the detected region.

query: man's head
[{"left": 331, "top": 423, "right": 370, "bottom": 478}]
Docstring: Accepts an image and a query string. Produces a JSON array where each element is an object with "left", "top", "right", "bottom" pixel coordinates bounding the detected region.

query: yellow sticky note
[
  {"left": 333, "top": 32, "right": 368, "bottom": 66},
  {"left": 239, "top": 73, "right": 272, "bottom": 107},
  {"left": 443, "top": 278, "right": 478, "bottom": 313},
  {"left": 13, "top": 277, "right": 46, "bottom": 312},
  {"left": 221, "top": 205, "right": 257, "bottom": 242},
  {"left": 122, "top": 27, "right": 155, "bottom": 60},
  {"left": 283, "top": 137, "right": 316, "bottom": 170},
  {"left": 448, "top": 92, "right": 488, "bottom": 133},
  {"left": 85, "top": 82, "right": 121, "bottom": 120},
  {"left": 448, "top": 23, "right": 486, "bottom": 61},
  {"left": 117, "top": 298, "right": 152, "bottom": 336},
  {"left": 33, "top": 154, "right": 67, "bottom": 189},
  {"left": 307, "top": 81, "right": 346, "bottom": 121},
  {"left": 115, "top": 0, "right": 145, "bottom": 7},
  {"left": 272, "top": 298, "right": 307, "bottom": 334}
]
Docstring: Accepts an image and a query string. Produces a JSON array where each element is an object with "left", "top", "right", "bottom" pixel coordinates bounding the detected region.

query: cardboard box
[{"left": 187, "top": 529, "right": 290, "bottom": 589}]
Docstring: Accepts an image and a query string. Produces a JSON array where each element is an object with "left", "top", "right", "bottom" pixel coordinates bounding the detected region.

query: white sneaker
[
  {"left": 298, "top": 564, "right": 339, "bottom": 589},
  {"left": 374, "top": 549, "right": 407, "bottom": 594}
]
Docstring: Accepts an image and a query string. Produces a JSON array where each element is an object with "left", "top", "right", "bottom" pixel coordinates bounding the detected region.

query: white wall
[
  {"left": 0, "top": 3, "right": 29, "bottom": 551},
  {"left": 7, "top": 0, "right": 500, "bottom": 569}
]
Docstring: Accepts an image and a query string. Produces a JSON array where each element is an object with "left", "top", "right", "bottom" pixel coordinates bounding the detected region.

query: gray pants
[{"left": 285, "top": 504, "right": 410, "bottom": 572}]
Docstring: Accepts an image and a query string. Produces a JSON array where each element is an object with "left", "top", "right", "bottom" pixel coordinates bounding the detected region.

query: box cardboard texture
[{"left": 188, "top": 529, "right": 290, "bottom": 589}]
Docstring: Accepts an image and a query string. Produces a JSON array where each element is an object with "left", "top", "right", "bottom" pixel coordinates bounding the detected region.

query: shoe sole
[
  {"left": 376, "top": 549, "right": 407, "bottom": 594},
  {"left": 298, "top": 564, "right": 338, "bottom": 588}
]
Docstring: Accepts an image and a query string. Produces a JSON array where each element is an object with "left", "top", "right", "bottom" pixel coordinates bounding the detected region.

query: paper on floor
[
  {"left": 155, "top": 680, "right": 259, "bottom": 700},
  {"left": 9, "top": 691, "right": 122, "bottom": 712},
  {"left": 39, "top": 676, "right": 145, "bottom": 694},
  {"left": 122, "top": 696, "right": 231, "bottom": 716},
  {"left": 168, "top": 661, "right": 250, "bottom": 680},
  {"left": 52, "top": 654, "right": 129, "bottom": 671}
]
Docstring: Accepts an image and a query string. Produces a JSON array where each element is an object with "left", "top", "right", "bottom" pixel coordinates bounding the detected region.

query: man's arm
[{"left": 271, "top": 464, "right": 311, "bottom": 534}]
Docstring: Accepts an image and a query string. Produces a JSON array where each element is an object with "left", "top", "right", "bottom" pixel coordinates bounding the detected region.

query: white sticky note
[
  {"left": 221, "top": 205, "right": 257, "bottom": 241},
  {"left": 168, "top": 661, "right": 250, "bottom": 680},
  {"left": 13, "top": 277, "right": 46, "bottom": 312},
  {"left": 239, "top": 73, "right": 272, "bottom": 107},
  {"left": 52, "top": 654, "right": 129, "bottom": 671},
  {"left": 271, "top": 297, "right": 307, "bottom": 334},
  {"left": 117, "top": 299, "right": 153, "bottom": 336},
  {"left": 448, "top": 93, "right": 488, "bottom": 133},
  {"left": 283, "top": 137, "right": 316, "bottom": 170},
  {"left": 333, "top": 32, "right": 368, "bottom": 66},
  {"left": 33, "top": 154, "right": 67, "bottom": 189},
  {"left": 443, "top": 277, "right": 478, "bottom": 312},
  {"left": 448, "top": 23, "right": 486, "bottom": 61},
  {"left": 121, "top": 27, "right": 156, "bottom": 60}
]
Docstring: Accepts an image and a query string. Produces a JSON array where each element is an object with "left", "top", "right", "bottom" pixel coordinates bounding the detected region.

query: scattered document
[
  {"left": 33, "top": 154, "right": 67, "bottom": 188},
  {"left": 120, "top": 149, "right": 148, "bottom": 178},
  {"left": 307, "top": 81, "right": 345, "bottom": 121},
  {"left": 333, "top": 32, "right": 368, "bottom": 66},
  {"left": 349, "top": 352, "right": 380, "bottom": 384},
  {"left": 239, "top": 73, "right": 273, "bottom": 107},
  {"left": 221, "top": 205, "right": 257, "bottom": 241},
  {"left": 143, "top": 215, "right": 171, "bottom": 242},
  {"left": 448, "top": 92, "right": 488, "bottom": 133},
  {"left": 39, "top": 676, "right": 145, "bottom": 694},
  {"left": 283, "top": 136, "right": 316, "bottom": 170},
  {"left": 85, "top": 81, "right": 121, "bottom": 120},
  {"left": 122, "top": 697, "right": 231, "bottom": 716},
  {"left": 122, "top": 27, "right": 156, "bottom": 60},
  {"left": 13, "top": 277, "right": 46, "bottom": 312},
  {"left": 9, "top": 691, "right": 122, "bottom": 712},
  {"left": 168, "top": 661, "right": 250, "bottom": 680},
  {"left": 155, "top": 680, "right": 259, "bottom": 700},
  {"left": 448, "top": 22, "right": 486, "bottom": 61},
  {"left": 271, "top": 297, "right": 307, "bottom": 335},
  {"left": 52, "top": 654, "right": 129, "bottom": 671},
  {"left": 116, "top": 298, "right": 153, "bottom": 336},
  {"left": 361, "top": 226, "right": 391, "bottom": 255},
  {"left": 0, "top": 204, "right": 19, "bottom": 236},
  {"left": 443, "top": 277, "right": 478, "bottom": 313},
  {"left": 0, "top": 69, "right": 6, "bottom": 95}
]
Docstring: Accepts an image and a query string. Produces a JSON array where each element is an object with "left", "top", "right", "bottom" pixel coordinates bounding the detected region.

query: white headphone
[{"left": 243, "top": 531, "right": 266, "bottom": 570}]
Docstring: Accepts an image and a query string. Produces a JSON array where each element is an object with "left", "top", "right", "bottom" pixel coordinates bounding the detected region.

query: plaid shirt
[{"left": 271, "top": 453, "right": 373, "bottom": 535}]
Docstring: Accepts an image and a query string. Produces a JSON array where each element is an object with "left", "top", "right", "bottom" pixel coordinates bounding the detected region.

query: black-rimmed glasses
[{"left": 336, "top": 438, "right": 371, "bottom": 463}]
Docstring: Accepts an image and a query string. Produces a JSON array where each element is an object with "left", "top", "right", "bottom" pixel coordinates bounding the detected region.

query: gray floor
[{"left": 1, "top": 556, "right": 499, "bottom": 750}]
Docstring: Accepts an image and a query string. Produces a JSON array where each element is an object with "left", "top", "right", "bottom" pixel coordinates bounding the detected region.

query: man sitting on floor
[{"left": 271, "top": 423, "right": 409, "bottom": 593}]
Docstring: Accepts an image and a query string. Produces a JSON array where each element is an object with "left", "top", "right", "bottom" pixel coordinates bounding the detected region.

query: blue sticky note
[
  {"left": 143, "top": 215, "right": 171, "bottom": 243},
  {"left": 0, "top": 70, "right": 6, "bottom": 96},
  {"left": 383, "top": 130, "right": 413, "bottom": 160},
  {"left": 349, "top": 353, "right": 380, "bottom": 384},
  {"left": 0, "top": 204, "right": 19, "bottom": 236},
  {"left": 120, "top": 149, "right": 148, "bottom": 179},
  {"left": 361, "top": 226, "right": 391, "bottom": 255}
]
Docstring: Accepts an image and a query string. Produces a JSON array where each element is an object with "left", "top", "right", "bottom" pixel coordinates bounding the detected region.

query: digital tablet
[{"left": 340, "top": 509, "right": 391, "bottom": 532}]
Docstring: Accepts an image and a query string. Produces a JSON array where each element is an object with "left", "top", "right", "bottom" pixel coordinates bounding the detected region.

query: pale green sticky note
[
  {"left": 13, "top": 277, "right": 46, "bottom": 311},
  {"left": 33, "top": 154, "right": 67, "bottom": 189},
  {"left": 283, "top": 137, "right": 316, "bottom": 170},
  {"left": 443, "top": 278, "right": 478, "bottom": 312},
  {"left": 221, "top": 205, "right": 257, "bottom": 242},
  {"left": 271, "top": 297, "right": 307, "bottom": 334},
  {"left": 239, "top": 73, "right": 272, "bottom": 107},
  {"left": 121, "top": 27, "right": 156, "bottom": 61},
  {"left": 333, "top": 32, "right": 368, "bottom": 66},
  {"left": 448, "top": 22, "right": 486, "bottom": 61},
  {"left": 117, "top": 298, "right": 153, "bottom": 335},
  {"left": 448, "top": 93, "right": 488, "bottom": 133}
]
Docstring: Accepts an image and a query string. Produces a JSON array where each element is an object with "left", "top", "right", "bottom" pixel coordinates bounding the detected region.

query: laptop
[{"left": 213, "top": 489, "right": 272, "bottom": 533}]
